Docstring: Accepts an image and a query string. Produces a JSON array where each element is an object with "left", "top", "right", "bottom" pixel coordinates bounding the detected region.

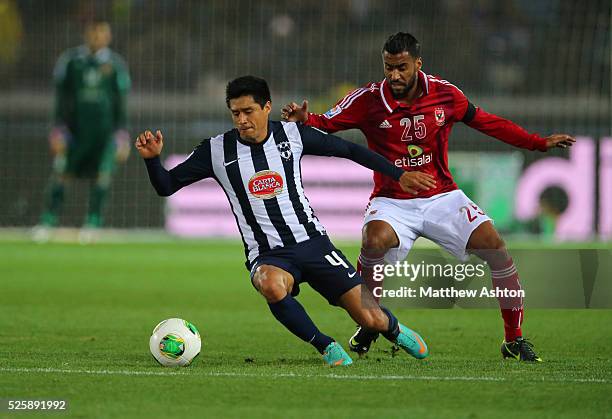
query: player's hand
[
  {"left": 114, "top": 129, "right": 131, "bottom": 163},
  {"left": 135, "top": 130, "right": 164, "bottom": 159},
  {"left": 544, "top": 134, "right": 575, "bottom": 150},
  {"left": 281, "top": 100, "right": 309, "bottom": 123},
  {"left": 398, "top": 171, "right": 436, "bottom": 195},
  {"left": 48, "top": 126, "right": 69, "bottom": 156}
]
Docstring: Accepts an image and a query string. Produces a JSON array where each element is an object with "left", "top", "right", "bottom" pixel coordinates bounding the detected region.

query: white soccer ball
[{"left": 149, "top": 318, "right": 201, "bottom": 367}]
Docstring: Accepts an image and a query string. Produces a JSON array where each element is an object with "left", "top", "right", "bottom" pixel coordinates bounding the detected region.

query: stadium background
[
  {"left": 1, "top": 2, "right": 611, "bottom": 417},
  {"left": 1, "top": 0, "right": 610, "bottom": 242}
]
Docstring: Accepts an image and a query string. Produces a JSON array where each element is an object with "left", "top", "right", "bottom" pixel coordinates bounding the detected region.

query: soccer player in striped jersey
[
  {"left": 282, "top": 32, "right": 576, "bottom": 362},
  {"left": 135, "top": 76, "right": 430, "bottom": 366}
]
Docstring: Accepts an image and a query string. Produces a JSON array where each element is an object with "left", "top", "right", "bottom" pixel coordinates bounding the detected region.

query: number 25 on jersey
[{"left": 400, "top": 115, "right": 427, "bottom": 142}]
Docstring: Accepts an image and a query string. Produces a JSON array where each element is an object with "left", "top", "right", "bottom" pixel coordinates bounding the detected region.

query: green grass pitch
[{"left": 1, "top": 240, "right": 611, "bottom": 418}]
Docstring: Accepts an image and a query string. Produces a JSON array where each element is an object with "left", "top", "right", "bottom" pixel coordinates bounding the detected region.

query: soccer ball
[{"left": 149, "top": 318, "right": 201, "bottom": 367}]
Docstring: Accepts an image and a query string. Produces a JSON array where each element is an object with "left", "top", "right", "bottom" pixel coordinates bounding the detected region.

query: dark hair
[
  {"left": 382, "top": 32, "right": 421, "bottom": 58},
  {"left": 225, "top": 76, "right": 271, "bottom": 108}
]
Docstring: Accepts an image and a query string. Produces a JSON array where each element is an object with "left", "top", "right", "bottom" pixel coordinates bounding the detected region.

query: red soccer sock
[
  {"left": 357, "top": 251, "right": 386, "bottom": 304},
  {"left": 490, "top": 259, "right": 524, "bottom": 342}
]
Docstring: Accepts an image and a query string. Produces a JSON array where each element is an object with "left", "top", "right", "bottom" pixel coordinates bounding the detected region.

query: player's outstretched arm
[
  {"left": 281, "top": 100, "right": 309, "bottom": 123},
  {"left": 283, "top": 87, "right": 366, "bottom": 133},
  {"left": 543, "top": 134, "right": 576, "bottom": 150},
  {"left": 397, "top": 171, "right": 436, "bottom": 195},
  {"left": 299, "top": 124, "right": 435, "bottom": 195},
  {"left": 135, "top": 129, "right": 176, "bottom": 197},
  {"left": 136, "top": 130, "right": 213, "bottom": 197},
  {"left": 135, "top": 130, "right": 164, "bottom": 159},
  {"left": 464, "top": 105, "right": 576, "bottom": 152}
]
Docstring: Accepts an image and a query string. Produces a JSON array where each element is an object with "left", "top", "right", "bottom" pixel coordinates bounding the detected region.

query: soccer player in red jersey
[{"left": 282, "top": 32, "right": 575, "bottom": 362}]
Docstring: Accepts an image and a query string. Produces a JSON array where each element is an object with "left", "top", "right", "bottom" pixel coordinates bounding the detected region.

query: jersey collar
[
  {"left": 380, "top": 70, "right": 430, "bottom": 113},
  {"left": 234, "top": 121, "right": 274, "bottom": 148},
  {"left": 79, "top": 45, "right": 112, "bottom": 63}
]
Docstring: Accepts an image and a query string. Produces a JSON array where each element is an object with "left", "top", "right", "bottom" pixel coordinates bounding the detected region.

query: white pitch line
[{"left": 0, "top": 367, "right": 609, "bottom": 384}]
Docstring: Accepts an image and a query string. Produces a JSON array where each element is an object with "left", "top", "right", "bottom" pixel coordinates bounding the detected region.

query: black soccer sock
[
  {"left": 380, "top": 306, "right": 400, "bottom": 341},
  {"left": 268, "top": 294, "right": 334, "bottom": 354}
]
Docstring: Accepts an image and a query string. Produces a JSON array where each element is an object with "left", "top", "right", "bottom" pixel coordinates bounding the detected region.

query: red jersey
[{"left": 305, "top": 70, "right": 547, "bottom": 200}]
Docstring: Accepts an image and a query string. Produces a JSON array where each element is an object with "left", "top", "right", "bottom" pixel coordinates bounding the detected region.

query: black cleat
[
  {"left": 501, "top": 337, "right": 542, "bottom": 362},
  {"left": 348, "top": 326, "right": 379, "bottom": 355}
]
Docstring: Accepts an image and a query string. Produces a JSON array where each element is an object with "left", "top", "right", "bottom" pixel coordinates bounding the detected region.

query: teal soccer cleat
[
  {"left": 395, "top": 324, "right": 429, "bottom": 359},
  {"left": 322, "top": 342, "right": 353, "bottom": 366}
]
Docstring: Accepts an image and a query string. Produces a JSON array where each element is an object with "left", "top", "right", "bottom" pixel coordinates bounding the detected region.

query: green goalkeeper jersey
[{"left": 53, "top": 45, "right": 130, "bottom": 141}]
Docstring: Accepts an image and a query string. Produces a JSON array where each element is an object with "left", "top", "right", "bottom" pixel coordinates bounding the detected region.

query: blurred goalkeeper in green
[{"left": 35, "top": 20, "right": 130, "bottom": 241}]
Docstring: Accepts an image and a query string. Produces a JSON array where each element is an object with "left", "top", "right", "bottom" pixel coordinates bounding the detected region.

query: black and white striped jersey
[{"left": 144, "top": 120, "right": 403, "bottom": 264}]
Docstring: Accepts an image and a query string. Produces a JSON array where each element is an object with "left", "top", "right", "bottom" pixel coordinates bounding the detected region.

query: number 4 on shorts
[{"left": 325, "top": 251, "right": 349, "bottom": 269}]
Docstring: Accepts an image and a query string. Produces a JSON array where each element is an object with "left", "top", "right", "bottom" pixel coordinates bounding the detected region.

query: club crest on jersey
[
  {"left": 324, "top": 105, "right": 342, "bottom": 119},
  {"left": 248, "top": 170, "right": 284, "bottom": 199},
  {"left": 434, "top": 107, "right": 445, "bottom": 126},
  {"left": 276, "top": 141, "right": 292, "bottom": 161}
]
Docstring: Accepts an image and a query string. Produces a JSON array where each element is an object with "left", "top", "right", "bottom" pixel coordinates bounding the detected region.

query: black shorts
[{"left": 248, "top": 235, "right": 363, "bottom": 305}]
